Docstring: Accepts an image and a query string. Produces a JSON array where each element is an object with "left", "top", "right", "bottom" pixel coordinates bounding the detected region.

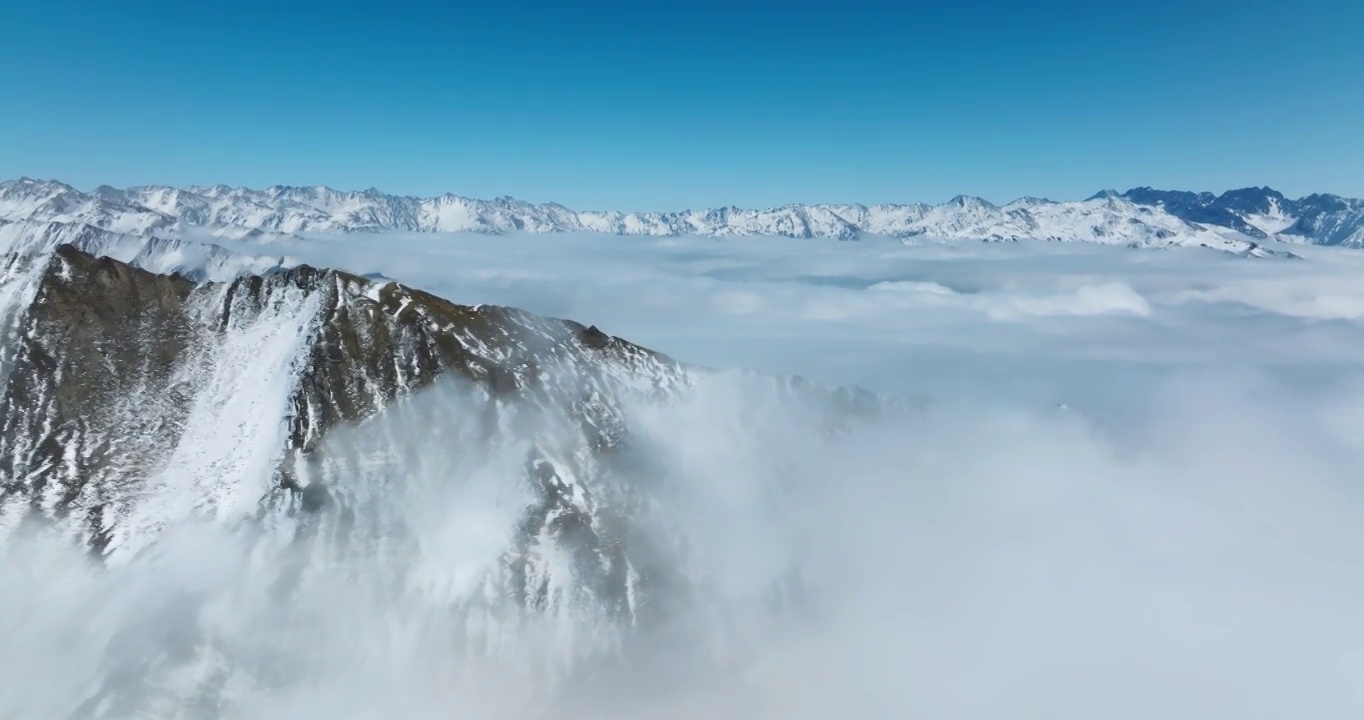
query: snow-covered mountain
[
  {"left": 6, "top": 177, "right": 1361, "bottom": 254},
  {"left": 0, "top": 238, "right": 885, "bottom": 715}
]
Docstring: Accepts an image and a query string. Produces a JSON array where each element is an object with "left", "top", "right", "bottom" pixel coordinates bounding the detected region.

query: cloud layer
[{"left": 5, "top": 232, "right": 1364, "bottom": 718}]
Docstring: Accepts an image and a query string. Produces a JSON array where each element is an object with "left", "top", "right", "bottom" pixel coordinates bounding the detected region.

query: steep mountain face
[
  {"left": 0, "top": 237, "right": 888, "bottom": 715},
  {"left": 0, "top": 239, "right": 881, "bottom": 678},
  {"left": 1, "top": 243, "right": 686, "bottom": 582},
  {"left": 6, "top": 177, "right": 1358, "bottom": 252},
  {"left": 1110, "top": 186, "right": 1364, "bottom": 247}
]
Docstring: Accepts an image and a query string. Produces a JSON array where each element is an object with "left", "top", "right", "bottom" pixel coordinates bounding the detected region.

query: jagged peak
[
  {"left": 1219, "top": 185, "right": 1283, "bottom": 197},
  {"left": 946, "top": 194, "right": 995, "bottom": 209},
  {"left": 1297, "top": 192, "right": 1347, "bottom": 204},
  {"left": 1005, "top": 196, "right": 1056, "bottom": 207},
  {"left": 0, "top": 177, "right": 81, "bottom": 194}
]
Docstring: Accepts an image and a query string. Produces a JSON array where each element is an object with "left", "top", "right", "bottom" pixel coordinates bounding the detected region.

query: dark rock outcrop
[
  {"left": 0, "top": 244, "right": 886, "bottom": 638},
  {"left": 0, "top": 244, "right": 685, "bottom": 567}
]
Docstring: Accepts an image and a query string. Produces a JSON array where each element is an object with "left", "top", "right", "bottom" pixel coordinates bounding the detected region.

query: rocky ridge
[{"left": 0, "top": 243, "right": 877, "bottom": 639}]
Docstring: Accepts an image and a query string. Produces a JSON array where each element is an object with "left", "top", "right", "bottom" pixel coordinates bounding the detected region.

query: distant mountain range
[{"left": 3, "top": 178, "right": 1363, "bottom": 256}]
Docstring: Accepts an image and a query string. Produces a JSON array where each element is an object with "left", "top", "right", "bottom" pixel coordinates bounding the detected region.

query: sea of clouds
[{"left": 4, "top": 232, "right": 1364, "bottom": 718}]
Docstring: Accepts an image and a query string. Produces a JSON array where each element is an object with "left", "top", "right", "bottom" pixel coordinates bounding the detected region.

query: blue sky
[{"left": 3, "top": 0, "right": 1361, "bottom": 208}]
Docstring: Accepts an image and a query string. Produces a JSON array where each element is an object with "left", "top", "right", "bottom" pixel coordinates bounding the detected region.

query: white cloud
[{"left": 7, "top": 232, "right": 1364, "bottom": 718}]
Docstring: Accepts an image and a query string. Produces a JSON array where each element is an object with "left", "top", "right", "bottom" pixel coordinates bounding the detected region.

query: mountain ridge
[
  {"left": 4, "top": 178, "right": 1360, "bottom": 252},
  {"left": 0, "top": 239, "right": 891, "bottom": 714},
  {"left": 0, "top": 240, "right": 880, "bottom": 582}
]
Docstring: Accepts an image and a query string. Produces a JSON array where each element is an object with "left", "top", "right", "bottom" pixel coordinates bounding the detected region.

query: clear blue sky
[{"left": 3, "top": 0, "right": 1361, "bottom": 208}]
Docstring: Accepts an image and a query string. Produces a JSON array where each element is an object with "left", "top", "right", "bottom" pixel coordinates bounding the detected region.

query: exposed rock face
[
  {"left": 0, "top": 241, "right": 895, "bottom": 716},
  {"left": 2, "top": 250, "right": 197, "bottom": 552},
  {"left": 2, "top": 244, "right": 698, "bottom": 618},
  {"left": 0, "top": 245, "right": 885, "bottom": 639}
]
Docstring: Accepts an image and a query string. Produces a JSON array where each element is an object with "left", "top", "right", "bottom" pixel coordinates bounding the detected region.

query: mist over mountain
[{"left": 0, "top": 226, "right": 891, "bottom": 717}]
